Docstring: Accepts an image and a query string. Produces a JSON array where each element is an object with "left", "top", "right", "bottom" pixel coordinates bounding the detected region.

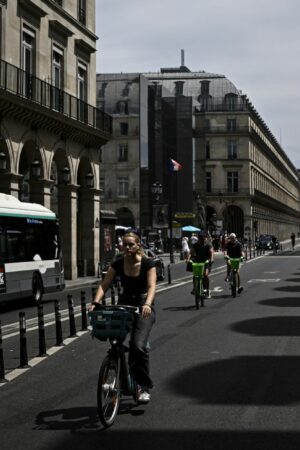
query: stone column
[
  {"left": 77, "top": 187, "right": 100, "bottom": 276},
  {"left": 30, "top": 179, "right": 54, "bottom": 209},
  {"left": 0, "top": 173, "right": 22, "bottom": 198},
  {"left": 58, "top": 184, "right": 78, "bottom": 280}
]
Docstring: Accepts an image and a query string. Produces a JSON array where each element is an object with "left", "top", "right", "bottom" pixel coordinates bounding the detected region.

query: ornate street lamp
[
  {"left": 0, "top": 151, "right": 7, "bottom": 171},
  {"left": 62, "top": 165, "right": 71, "bottom": 184},
  {"left": 86, "top": 171, "right": 94, "bottom": 188},
  {"left": 151, "top": 181, "right": 163, "bottom": 201}
]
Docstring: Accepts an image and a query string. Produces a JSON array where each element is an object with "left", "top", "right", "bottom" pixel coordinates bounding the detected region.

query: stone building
[
  {"left": 97, "top": 64, "right": 300, "bottom": 241},
  {"left": 0, "top": 0, "right": 112, "bottom": 279}
]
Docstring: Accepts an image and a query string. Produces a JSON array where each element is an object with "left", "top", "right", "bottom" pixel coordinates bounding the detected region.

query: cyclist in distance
[
  {"left": 90, "top": 232, "right": 156, "bottom": 404},
  {"left": 224, "top": 233, "right": 244, "bottom": 293},
  {"left": 188, "top": 234, "right": 214, "bottom": 298}
]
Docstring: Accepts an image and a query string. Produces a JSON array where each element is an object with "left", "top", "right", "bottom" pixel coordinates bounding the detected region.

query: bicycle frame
[
  {"left": 192, "top": 261, "right": 208, "bottom": 309},
  {"left": 226, "top": 257, "right": 242, "bottom": 298}
]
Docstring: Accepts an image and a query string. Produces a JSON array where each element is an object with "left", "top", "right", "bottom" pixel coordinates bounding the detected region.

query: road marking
[
  {"left": 212, "top": 286, "right": 223, "bottom": 292},
  {"left": 0, "top": 331, "right": 89, "bottom": 387},
  {"left": 247, "top": 278, "right": 280, "bottom": 283}
]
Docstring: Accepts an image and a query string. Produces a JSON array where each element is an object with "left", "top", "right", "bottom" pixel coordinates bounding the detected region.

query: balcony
[
  {"left": 194, "top": 124, "right": 250, "bottom": 136},
  {"left": 0, "top": 59, "right": 112, "bottom": 145}
]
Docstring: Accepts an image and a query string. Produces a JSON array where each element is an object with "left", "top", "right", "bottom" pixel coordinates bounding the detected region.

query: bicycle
[
  {"left": 225, "top": 256, "right": 244, "bottom": 298},
  {"left": 192, "top": 260, "right": 209, "bottom": 309},
  {"left": 88, "top": 304, "right": 140, "bottom": 428}
]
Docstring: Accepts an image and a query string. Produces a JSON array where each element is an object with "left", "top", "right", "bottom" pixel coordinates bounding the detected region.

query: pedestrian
[
  {"left": 181, "top": 236, "right": 190, "bottom": 260},
  {"left": 90, "top": 232, "right": 156, "bottom": 404},
  {"left": 190, "top": 233, "right": 198, "bottom": 246},
  {"left": 291, "top": 232, "right": 296, "bottom": 250}
]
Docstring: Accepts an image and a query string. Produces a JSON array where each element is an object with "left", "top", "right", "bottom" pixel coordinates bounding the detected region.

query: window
[
  {"left": 77, "top": 62, "right": 87, "bottom": 121},
  {"left": 22, "top": 25, "right": 36, "bottom": 98},
  {"left": 205, "top": 141, "right": 210, "bottom": 159},
  {"left": 225, "top": 94, "right": 237, "bottom": 111},
  {"left": 227, "top": 118, "right": 236, "bottom": 131},
  {"left": 227, "top": 140, "right": 237, "bottom": 159},
  {"left": 206, "top": 172, "right": 212, "bottom": 192},
  {"left": 200, "top": 80, "right": 210, "bottom": 95},
  {"left": 52, "top": 45, "right": 64, "bottom": 111},
  {"left": 119, "top": 144, "right": 128, "bottom": 162},
  {"left": 118, "top": 177, "right": 128, "bottom": 197},
  {"left": 174, "top": 81, "right": 184, "bottom": 96},
  {"left": 78, "top": 0, "right": 86, "bottom": 25},
  {"left": 204, "top": 119, "right": 210, "bottom": 131},
  {"left": 227, "top": 171, "right": 239, "bottom": 192},
  {"left": 100, "top": 177, "right": 105, "bottom": 198},
  {"left": 120, "top": 122, "right": 128, "bottom": 135}
]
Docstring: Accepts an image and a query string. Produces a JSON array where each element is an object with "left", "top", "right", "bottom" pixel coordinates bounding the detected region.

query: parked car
[
  {"left": 255, "top": 234, "right": 280, "bottom": 250},
  {"left": 144, "top": 248, "right": 165, "bottom": 281}
]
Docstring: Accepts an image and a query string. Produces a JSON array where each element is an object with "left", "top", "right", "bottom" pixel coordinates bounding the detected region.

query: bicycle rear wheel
[
  {"left": 97, "top": 355, "right": 121, "bottom": 428},
  {"left": 194, "top": 276, "right": 200, "bottom": 310}
]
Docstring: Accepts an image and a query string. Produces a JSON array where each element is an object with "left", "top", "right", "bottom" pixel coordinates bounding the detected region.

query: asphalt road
[{"left": 1, "top": 248, "right": 300, "bottom": 449}]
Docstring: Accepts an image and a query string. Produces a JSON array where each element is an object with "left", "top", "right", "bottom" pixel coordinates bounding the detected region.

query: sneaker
[
  {"left": 190, "top": 289, "right": 195, "bottom": 295},
  {"left": 224, "top": 276, "right": 229, "bottom": 282},
  {"left": 138, "top": 388, "right": 150, "bottom": 404},
  {"left": 207, "top": 290, "right": 212, "bottom": 299},
  {"left": 238, "top": 286, "right": 244, "bottom": 294}
]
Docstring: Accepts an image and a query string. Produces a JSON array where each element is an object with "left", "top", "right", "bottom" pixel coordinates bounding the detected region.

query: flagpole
[{"left": 169, "top": 166, "right": 175, "bottom": 264}]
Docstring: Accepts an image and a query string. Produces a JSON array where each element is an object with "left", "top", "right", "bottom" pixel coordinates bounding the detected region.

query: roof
[{"left": 0, "top": 194, "right": 56, "bottom": 219}]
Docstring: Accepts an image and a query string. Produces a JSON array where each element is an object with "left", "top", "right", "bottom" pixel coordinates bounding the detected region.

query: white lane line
[{"left": 0, "top": 330, "right": 89, "bottom": 387}]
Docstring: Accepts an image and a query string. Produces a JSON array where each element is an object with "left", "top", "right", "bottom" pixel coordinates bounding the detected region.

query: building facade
[
  {"left": 97, "top": 65, "right": 300, "bottom": 242},
  {"left": 0, "top": 0, "right": 112, "bottom": 279}
]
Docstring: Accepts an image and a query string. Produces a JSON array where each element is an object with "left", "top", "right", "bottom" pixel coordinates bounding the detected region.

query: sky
[{"left": 96, "top": 0, "right": 300, "bottom": 168}]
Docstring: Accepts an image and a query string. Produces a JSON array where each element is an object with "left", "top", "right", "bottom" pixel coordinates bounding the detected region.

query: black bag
[{"left": 186, "top": 260, "right": 193, "bottom": 272}]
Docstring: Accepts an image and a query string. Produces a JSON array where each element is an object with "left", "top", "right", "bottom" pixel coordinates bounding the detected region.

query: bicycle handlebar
[{"left": 91, "top": 304, "right": 140, "bottom": 315}]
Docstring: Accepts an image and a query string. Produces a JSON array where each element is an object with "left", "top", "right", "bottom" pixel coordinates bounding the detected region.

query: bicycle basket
[
  {"left": 192, "top": 262, "right": 205, "bottom": 277},
  {"left": 230, "top": 258, "right": 241, "bottom": 270},
  {"left": 89, "top": 310, "right": 133, "bottom": 341}
]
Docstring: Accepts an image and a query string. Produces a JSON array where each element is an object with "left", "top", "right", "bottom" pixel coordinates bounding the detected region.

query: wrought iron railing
[{"left": 0, "top": 59, "right": 112, "bottom": 134}]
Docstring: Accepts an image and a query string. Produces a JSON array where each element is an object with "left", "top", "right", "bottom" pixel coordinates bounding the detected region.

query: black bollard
[
  {"left": 54, "top": 300, "right": 63, "bottom": 346},
  {"left": 19, "top": 312, "right": 29, "bottom": 368},
  {"left": 245, "top": 247, "right": 248, "bottom": 260},
  {"left": 0, "top": 321, "right": 7, "bottom": 383},
  {"left": 167, "top": 264, "right": 172, "bottom": 284},
  {"left": 37, "top": 302, "right": 47, "bottom": 357},
  {"left": 116, "top": 279, "right": 121, "bottom": 303},
  {"left": 80, "top": 291, "right": 88, "bottom": 330},
  {"left": 67, "top": 294, "right": 77, "bottom": 337}
]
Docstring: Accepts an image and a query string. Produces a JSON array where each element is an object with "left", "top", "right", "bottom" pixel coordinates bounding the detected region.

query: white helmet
[{"left": 229, "top": 233, "right": 236, "bottom": 239}]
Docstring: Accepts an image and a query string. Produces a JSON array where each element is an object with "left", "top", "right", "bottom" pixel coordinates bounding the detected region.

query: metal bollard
[
  {"left": 80, "top": 291, "right": 88, "bottom": 330},
  {"left": 54, "top": 300, "right": 63, "bottom": 346},
  {"left": 245, "top": 247, "right": 248, "bottom": 260},
  {"left": 110, "top": 285, "right": 116, "bottom": 305},
  {"left": 0, "top": 321, "right": 7, "bottom": 383},
  {"left": 167, "top": 264, "right": 172, "bottom": 284},
  {"left": 19, "top": 312, "right": 29, "bottom": 368},
  {"left": 116, "top": 279, "right": 121, "bottom": 302},
  {"left": 37, "top": 302, "right": 47, "bottom": 357},
  {"left": 67, "top": 294, "right": 77, "bottom": 337}
]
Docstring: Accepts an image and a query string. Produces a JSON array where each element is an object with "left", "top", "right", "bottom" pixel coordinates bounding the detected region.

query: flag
[{"left": 168, "top": 158, "right": 182, "bottom": 172}]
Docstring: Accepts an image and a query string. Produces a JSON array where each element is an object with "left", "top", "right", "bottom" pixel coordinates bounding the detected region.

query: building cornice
[{"left": 42, "top": 0, "right": 98, "bottom": 41}]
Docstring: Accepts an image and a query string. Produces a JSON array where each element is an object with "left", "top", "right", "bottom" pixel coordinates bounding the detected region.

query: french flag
[{"left": 168, "top": 158, "right": 182, "bottom": 172}]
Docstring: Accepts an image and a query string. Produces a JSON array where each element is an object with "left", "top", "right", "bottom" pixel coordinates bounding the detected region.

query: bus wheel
[{"left": 32, "top": 274, "right": 43, "bottom": 303}]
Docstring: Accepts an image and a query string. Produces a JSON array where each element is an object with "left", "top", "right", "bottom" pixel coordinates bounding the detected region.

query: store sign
[{"left": 174, "top": 212, "right": 195, "bottom": 219}]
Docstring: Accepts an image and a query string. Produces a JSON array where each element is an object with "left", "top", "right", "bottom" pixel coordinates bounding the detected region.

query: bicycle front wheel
[
  {"left": 97, "top": 355, "right": 121, "bottom": 428},
  {"left": 231, "top": 271, "right": 237, "bottom": 298}
]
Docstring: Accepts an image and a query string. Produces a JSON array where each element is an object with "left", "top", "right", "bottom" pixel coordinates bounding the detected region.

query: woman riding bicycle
[
  {"left": 188, "top": 234, "right": 214, "bottom": 298},
  {"left": 90, "top": 232, "right": 156, "bottom": 404}
]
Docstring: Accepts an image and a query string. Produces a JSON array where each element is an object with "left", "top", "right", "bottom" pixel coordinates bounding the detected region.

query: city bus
[{"left": 0, "top": 193, "right": 65, "bottom": 303}]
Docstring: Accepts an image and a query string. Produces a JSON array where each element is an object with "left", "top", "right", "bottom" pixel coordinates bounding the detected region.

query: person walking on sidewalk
[{"left": 291, "top": 232, "right": 296, "bottom": 251}]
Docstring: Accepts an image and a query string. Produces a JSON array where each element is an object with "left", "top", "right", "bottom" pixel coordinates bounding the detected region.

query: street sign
[{"left": 174, "top": 212, "right": 195, "bottom": 219}]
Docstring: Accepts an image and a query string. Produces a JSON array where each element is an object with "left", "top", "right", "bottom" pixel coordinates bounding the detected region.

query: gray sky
[{"left": 96, "top": 0, "right": 300, "bottom": 168}]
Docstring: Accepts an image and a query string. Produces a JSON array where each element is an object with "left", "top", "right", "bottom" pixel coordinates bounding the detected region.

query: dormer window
[
  {"left": 200, "top": 80, "right": 210, "bottom": 95},
  {"left": 174, "top": 81, "right": 184, "bottom": 96}
]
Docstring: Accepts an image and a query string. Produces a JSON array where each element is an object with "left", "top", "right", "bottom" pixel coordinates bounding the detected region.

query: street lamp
[
  {"left": 86, "top": 171, "right": 94, "bottom": 188},
  {"left": 151, "top": 182, "right": 163, "bottom": 201}
]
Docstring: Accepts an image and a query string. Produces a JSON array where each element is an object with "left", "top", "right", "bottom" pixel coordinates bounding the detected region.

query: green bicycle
[
  {"left": 192, "top": 261, "right": 209, "bottom": 309},
  {"left": 225, "top": 256, "right": 244, "bottom": 298}
]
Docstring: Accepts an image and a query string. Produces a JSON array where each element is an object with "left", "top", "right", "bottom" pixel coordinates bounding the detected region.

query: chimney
[{"left": 181, "top": 49, "right": 185, "bottom": 67}]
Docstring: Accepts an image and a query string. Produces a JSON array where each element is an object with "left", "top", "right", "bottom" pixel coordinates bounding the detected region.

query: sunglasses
[{"left": 123, "top": 242, "right": 135, "bottom": 248}]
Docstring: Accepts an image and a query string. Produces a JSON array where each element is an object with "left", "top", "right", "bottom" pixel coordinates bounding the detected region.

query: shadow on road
[
  {"left": 259, "top": 297, "right": 300, "bottom": 307},
  {"left": 274, "top": 286, "right": 300, "bottom": 293},
  {"left": 230, "top": 316, "right": 300, "bottom": 336},
  {"left": 167, "top": 356, "right": 300, "bottom": 406}
]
